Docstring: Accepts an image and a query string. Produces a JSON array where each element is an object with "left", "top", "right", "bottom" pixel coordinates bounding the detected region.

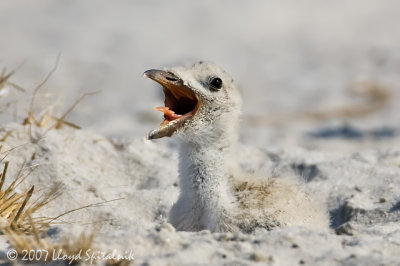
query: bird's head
[{"left": 144, "top": 61, "right": 242, "bottom": 141}]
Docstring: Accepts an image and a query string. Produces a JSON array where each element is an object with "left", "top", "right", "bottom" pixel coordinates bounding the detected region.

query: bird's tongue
[{"left": 156, "top": 107, "right": 182, "bottom": 121}]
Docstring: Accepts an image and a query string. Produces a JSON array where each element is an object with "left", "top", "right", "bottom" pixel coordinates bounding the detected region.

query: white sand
[
  {"left": 1, "top": 123, "right": 399, "bottom": 265},
  {"left": 0, "top": 1, "right": 400, "bottom": 265}
]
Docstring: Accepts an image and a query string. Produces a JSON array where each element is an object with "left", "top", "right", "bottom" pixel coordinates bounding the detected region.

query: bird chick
[{"left": 144, "top": 61, "right": 329, "bottom": 232}]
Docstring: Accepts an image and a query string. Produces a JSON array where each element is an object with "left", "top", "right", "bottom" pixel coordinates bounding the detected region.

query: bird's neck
[
  {"left": 177, "top": 130, "right": 239, "bottom": 230},
  {"left": 179, "top": 139, "right": 236, "bottom": 189}
]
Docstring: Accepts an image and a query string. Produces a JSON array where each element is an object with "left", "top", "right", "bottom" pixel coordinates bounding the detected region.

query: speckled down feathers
[{"left": 157, "top": 62, "right": 329, "bottom": 232}]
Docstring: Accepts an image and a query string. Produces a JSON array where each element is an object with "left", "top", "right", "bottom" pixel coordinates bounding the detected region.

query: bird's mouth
[{"left": 144, "top": 69, "right": 200, "bottom": 139}]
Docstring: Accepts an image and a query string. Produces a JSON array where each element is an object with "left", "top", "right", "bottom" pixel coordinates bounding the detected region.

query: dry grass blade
[
  {"left": 4, "top": 222, "right": 133, "bottom": 265},
  {"left": 52, "top": 91, "right": 100, "bottom": 130},
  {"left": 0, "top": 159, "right": 120, "bottom": 232},
  {"left": 6, "top": 81, "right": 26, "bottom": 93},
  {"left": 0, "top": 64, "right": 26, "bottom": 122},
  {"left": 2, "top": 160, "right": 26, "bottom": 198},
  {"left": 0, "top": 139, "right": 41, "bottom": 162},
  {"left": 27, "top": 184, "right": 61, "bottom": 213},
  {"left": 304, "top": 81, "right": 391, "bottom": 120},
  {"left": 11, "top": 186, "right": 34, "bottom": 227},
  {"left": 0, "top": 68, "right": 15, "bottom": 86},
  {"left": 0, "top": 130, "right": 13, "bottom": 142},
  {"left": 3, "top": 219, "right": 99, "bottom": 264},
  {"left": 106, "top": 258, "right": 132, "bottom": 266},
  {"left": 0, "top": 160, "right": 9, "bottom": 190},
  {"left": 0, "top": 60, "right": 26, "bottom": 95},
  {"left": 29, "top": 54, "right": 61, "bottom": 113},
  {"left": 47, "top": 198, "right": 124, "bottom": 224},
  {"left": 0, "top": 66, "right": 26, "bottom": 93},
  {"left": 22, "top": 75, "right": 99, "bottom": 139},
  {"left": 0, "top": 161, "right": 59, "bottom": 232},
  {"left": 244, "top": 80, "right": 392, "bottom": 126},
  {"left": 23, "top": 54, "right": 61, "bottom": 141},
  {"left": 8, "top": 56, "right": 99, "bottom": 140}
]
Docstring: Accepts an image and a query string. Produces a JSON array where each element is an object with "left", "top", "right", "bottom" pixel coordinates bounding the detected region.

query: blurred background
[{"left": 0, "top": 0, "right": 399, "bottom": 149}]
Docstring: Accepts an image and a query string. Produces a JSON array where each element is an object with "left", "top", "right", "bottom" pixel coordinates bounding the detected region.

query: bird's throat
[{"left": 177, "top": 140, "right": 238, "bottom": 230}]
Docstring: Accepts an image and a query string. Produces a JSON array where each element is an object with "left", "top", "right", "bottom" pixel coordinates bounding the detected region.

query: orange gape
[{"left": 155, "top": 107, "right": 182, "bottom": 121}]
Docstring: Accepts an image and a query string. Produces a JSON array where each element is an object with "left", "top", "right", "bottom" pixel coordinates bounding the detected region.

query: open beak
[{"left": 144, "top": 69, "right": 200, "bottom": 139}]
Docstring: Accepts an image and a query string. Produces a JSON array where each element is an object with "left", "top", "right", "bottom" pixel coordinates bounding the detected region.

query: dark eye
[{"left": 209, "top": 77, "right": 223, "bottom": 91}]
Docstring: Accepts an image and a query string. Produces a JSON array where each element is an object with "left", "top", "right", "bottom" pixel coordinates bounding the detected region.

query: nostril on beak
[
  {"left": 165, "top": 72, "right": 179, "bottom": 82},
  {"left": 166, "top": 76, "right": 178, "bottom": 81}
]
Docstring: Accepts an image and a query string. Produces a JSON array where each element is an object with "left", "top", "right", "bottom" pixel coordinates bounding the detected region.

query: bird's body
[{"left": 144, "top": 62, "right": 329, "bottom": 232}]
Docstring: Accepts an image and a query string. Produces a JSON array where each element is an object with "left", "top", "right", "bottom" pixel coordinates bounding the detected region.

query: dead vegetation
[
  {"left": 0, "top": 61, "right": 131, "bottom": 264},
  {"left": 4, "top": 225, "right": 131, "bottom": 265},
  {"left": 0, "top": 64, "right": 26, "bottom": 95},
  {"left": 1, "top": 56, "right": 98, "bottom": 142},
  {"left": 304, "top": 80, "right": 391, "bottom": 120},
  {"left": 245, "top": 80, "right": 392, "bottom": 126},
  {"left": 0, "top": 64, "right": 26, "bottom": 117},
  {"left": 19, "top": 55, "right": 99, "bottom": 141},
  {"left": 0, "top": 161, "right": 59, "bottom": 232},
  {"left": 3, "top": 223, "right": 98, "bottom": 264},
  {"left": 0, "top": 159, "right": 127, "bottom": 264}
]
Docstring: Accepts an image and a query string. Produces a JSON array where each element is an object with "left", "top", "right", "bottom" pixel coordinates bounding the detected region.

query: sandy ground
[{"left": 0, "top": 0, "right": 400, "bottom": 265}]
